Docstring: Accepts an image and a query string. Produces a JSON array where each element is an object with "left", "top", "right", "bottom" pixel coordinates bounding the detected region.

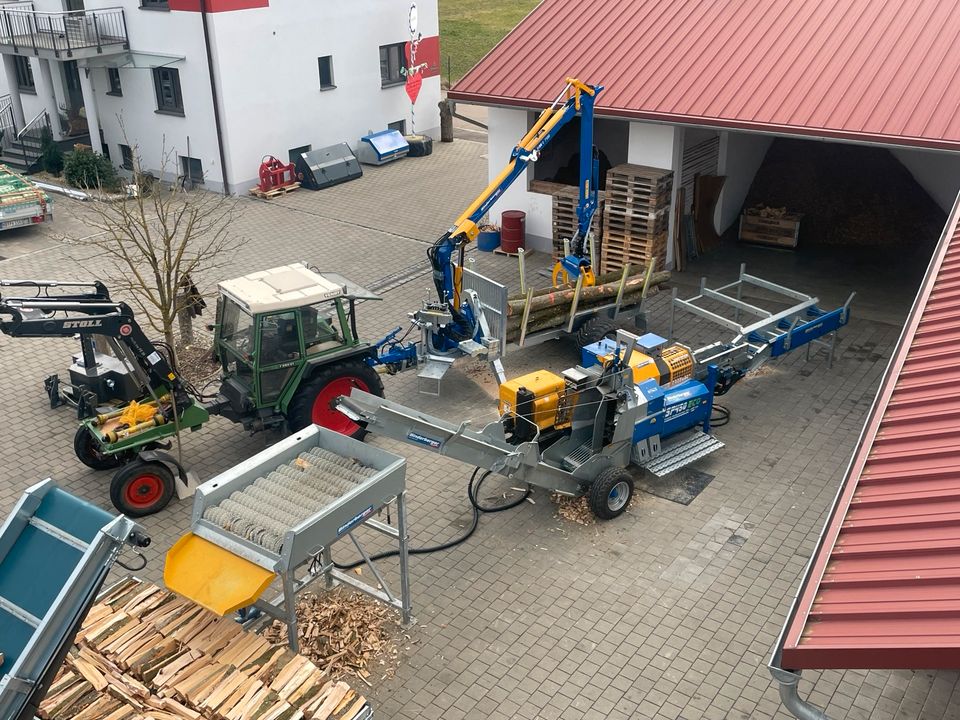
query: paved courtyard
[{"left": 1, "top": 140, "right": 958, "bottom": 719}]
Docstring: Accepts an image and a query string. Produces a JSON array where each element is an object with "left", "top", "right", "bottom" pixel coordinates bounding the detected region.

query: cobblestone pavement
[{"left": 1, "top": 140, "right": 958, "bottom": 719}]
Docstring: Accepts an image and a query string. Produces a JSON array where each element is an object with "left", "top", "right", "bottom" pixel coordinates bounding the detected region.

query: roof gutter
[
  {"left": 199, "top": 0, "right": 230, "bottom": 194},
  {"left": 447, "top": 93, "right": 960, "bottom": 154},
  {"left": 769, "top": 668, "right": 830, "bottom": 720}
]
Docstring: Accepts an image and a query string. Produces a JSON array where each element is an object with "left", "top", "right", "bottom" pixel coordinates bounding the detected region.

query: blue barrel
[{"left": 477, "top": 229, "right": 501, "bottom": 252}]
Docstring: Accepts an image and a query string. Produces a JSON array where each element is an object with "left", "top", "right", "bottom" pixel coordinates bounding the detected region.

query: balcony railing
[{"left": 0, "top": 4, "right": 129, "bottom": 58}]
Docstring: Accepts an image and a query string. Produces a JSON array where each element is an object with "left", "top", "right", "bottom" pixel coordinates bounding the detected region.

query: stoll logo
[
  {"left": 63, "top": 319, "right": 103, "bottom": 329},
  {"left": 407, "top": 431, "right": 442, "bottom": 450}
]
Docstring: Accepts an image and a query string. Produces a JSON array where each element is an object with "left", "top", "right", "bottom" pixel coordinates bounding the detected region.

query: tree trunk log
[{"left": 505, "top": 271, "right": 670, "bottom": 317}]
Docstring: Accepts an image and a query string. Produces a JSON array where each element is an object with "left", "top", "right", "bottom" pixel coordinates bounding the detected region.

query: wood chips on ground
[{"left": 263, "top": 588, "right": 400, "bottom": 684}]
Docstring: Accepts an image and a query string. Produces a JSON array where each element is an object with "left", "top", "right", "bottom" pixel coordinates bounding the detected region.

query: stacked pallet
[
  {"left": 551, "top": 186, "right": 605, "bottom": 267},
  {"left": 39, "top": 579, "right": 369, "bottom": 720},
  {"left": 601, "top": 164, "right": 672, "bottom": 273}
]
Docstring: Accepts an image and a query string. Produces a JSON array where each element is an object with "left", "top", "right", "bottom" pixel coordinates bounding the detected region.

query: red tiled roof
[
  {"left": 449, "top": 0, "right": 960, "bottom": 150},
  {"left": 778, "top": 198, "right": 960, "bottom": 670}
]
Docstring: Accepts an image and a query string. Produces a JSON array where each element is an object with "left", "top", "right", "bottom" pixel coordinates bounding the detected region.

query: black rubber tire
[
  {"left": 285, "top": 360, "right": 385, "bottom": 439},
  {"left": 110, "top": 460, "right": 176, "bottom": 517},
  {"left": 405, "top": 134, "right": 433, "bottom": 157},
  {"left": 74, "top": 424, "right": 131, "bottom": 471},
  {"left": 576, "top": 316, "right": 620, "bottom": 347},
  {"left": 588, "top": 466, "right": 634, "bottom": 520}
]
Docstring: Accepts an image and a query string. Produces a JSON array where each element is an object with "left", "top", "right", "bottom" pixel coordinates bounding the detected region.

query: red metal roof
[
  {"left": 778, "top": 199, "right": 960, "bottom": 670},
  {"left": 449, "top": 0, "right": 960, "bottom": 150}
]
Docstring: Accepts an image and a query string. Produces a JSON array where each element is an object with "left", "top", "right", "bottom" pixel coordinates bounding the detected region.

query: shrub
[
  {"left": 39, "top": 129, "right": 64, "bottom": 175},
  {"left": 64, "top": 147, "right": 119, "bottom": 191}
]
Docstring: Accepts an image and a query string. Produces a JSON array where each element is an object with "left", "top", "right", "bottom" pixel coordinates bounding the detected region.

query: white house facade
[{"left": 0, "top": 0, "right": 441, "bottom": 193}]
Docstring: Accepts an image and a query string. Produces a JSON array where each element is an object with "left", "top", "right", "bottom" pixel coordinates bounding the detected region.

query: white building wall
[
  {"left": 626, "top": 120, "right": 679, "bottom": 267},
  {"left": 716, "top": 130, "right": 774, "bottom": 233},
  {"left": 485, "top": 106, "right": 552, "bottom": 253},
  {"left": 890, "top": 148, "right": 960, "bottom": 213},
  {"left": 208, "top": 0, "right": 441, "bottom": 191}
]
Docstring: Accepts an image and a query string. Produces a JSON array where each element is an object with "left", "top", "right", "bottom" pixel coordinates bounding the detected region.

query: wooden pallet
[
  {"left": 493, "top": 247, "right": 535, "bottom": 258},
  {"left": 739, "top": 211, "right": 802, "bottom": 249},
  {"left": 249, "top": 182, "right": 301, "bottom": 199},
  {"left": 39, "top": 579, "right": 369, "bottom": 720}
]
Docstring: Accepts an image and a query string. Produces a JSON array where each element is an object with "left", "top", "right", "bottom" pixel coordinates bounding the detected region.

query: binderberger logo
[{"left": 63, "top": 319, "right": 103, "bottom": 329}]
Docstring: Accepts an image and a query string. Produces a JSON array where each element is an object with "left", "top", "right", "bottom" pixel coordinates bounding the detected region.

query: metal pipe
[
  {"left": 198, "top": 0, "right": 229, "bottom": 194},
  {"left": 769, "top": 668, "right": 830, "bottom": 720}
]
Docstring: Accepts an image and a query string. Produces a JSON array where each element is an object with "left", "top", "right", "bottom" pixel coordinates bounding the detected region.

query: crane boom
[{"left": 426, "top": 78, "right": 603, "bottom": 346}]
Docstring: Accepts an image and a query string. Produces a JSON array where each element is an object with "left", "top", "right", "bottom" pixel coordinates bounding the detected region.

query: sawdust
[
  {"left": 460, "top": 358, "right": 500, "bottom": 399},
  {"left": 746, "top": 364, "right": 778, "bottom": 379},
  {"left": 264, "top": 587, "right": 401, "bottom": 683},
  {"left": 552, "top": 487, "right": 643, "bottom": 526}
]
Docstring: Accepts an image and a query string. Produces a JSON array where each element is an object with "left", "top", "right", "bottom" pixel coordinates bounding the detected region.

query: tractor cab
[{"left": 211, "top": 263, "right": 384, "bottom": 433}]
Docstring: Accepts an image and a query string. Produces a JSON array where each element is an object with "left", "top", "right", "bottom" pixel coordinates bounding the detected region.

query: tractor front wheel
[
  {"left": 74, "top": 425, "right": 133, "bottom": 471},
  {"left": 286, "top": 361, "right": 384, "bottom": 439},
  {"left": 110, "top": 460, "right": 176, "bottom": 517},
  {"left": 588, "top": 466, "right": 634, "bottom": 520}
]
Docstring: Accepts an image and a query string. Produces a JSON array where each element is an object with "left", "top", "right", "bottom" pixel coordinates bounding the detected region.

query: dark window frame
[
  {"left": 99, "top": 129, "right": 110, "bottom": 160},
  {"left": 387, "top": 119, "right": 406, "bottom": 135},
  {"left": 379, "top": 42, "right": 406, "bottom": 88},
  {"left": 106, "top": 67, "right": 122, "bottom": 96},
  {"left": 317, "top": 55, "right": 335, "bottom": 90},
  {"left": 152, "top": 67, "right": 184, "bottom": 115},
  {"left": 119, "top": 144, "right": 134, "bottom": 171},
  {"left": 14, "top": 56, "right": 35, "bottom": 93},
  {"left": 181, "top": 155, "right": 204, "bottom": 185},
  {"left": 140, "top": 0, "right": 169, "bottom": 10}
]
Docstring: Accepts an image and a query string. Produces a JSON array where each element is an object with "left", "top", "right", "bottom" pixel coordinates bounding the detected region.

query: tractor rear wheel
[
  {"left": 110, "top": 460, "right": 176, "bottom": 517},
  {"left": 577, "top": 316, "right": 620, "bottom": 347},
  {"left": 74, "top": 425, "right": 133, "bottom": 471},
  {"left": 286, "top": 361, "right": 384, "bottom": 439},
  {"left": 588, "top": 466, "right": 634, "bottom": 520}
]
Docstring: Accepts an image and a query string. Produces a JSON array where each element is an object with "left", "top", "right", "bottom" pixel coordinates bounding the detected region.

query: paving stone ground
[{"left": 1, "top": 140, "right": 957, "bottom": 719}]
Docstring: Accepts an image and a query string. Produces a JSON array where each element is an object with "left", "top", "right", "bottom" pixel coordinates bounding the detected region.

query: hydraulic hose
[{"left": 332, "top": 468, "right": 531, "bottom": 570}]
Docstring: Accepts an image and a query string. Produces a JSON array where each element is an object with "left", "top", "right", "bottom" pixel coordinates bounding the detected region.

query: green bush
[
  {"left": 64, "top": 147, "right": 119, "bottom": 191},
  {"left": 39, "top": 129, "right": 64, "bottom": 175}
]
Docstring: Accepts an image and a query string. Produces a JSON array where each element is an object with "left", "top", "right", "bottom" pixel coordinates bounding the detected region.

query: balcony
[{"left": 0, "top": 3, "right": 128, "bottom": 60}]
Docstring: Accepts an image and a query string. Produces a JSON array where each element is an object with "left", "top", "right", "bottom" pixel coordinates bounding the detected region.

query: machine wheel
[
  {"left": 577, "top": 316, "right": 620, "bottom": 347},
  {"left": 74, "top": 425, "right": 132, "bottom": 471},
  {"left": 110, "top": 460, "right": 176, "bottom": 517},
  {"left": 286, "top": 361, "right": 384, "bottom": 439},
  {"left": 588, "top": 467, "right": 634, "bottom": 520}
]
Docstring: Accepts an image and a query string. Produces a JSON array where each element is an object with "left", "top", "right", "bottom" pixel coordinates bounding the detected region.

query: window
[
  {"left": 99, "top": 129, "right": 110, "bottom": 160},
  {"left": 107, "top": 67, "right": 122, "bottom": 96},
  {"left": 152, "top": 67, "right": 183, "bottom": 115},
  {"left": 141, "top": 0, "right": 169, "bottom": 9},
  {"left": 388, "top": 120, "right": 406, "bottom": 135},
  {"left": 302, "top": 302, "right": 343, "bottom": 355},
  {"left": 379, "top": 42, "right": 406, "bottom": 87},
  {"left": 119, "top": 144, "right": 133, "bottom": 171},
  {"left": 13, "top": 56, "right": 34, "bottom": 92},
  {"left": 317, "top": 56, "right": 335, "bottom": 90},
  {"left": 180, "top": 156, "right": 203, "bottom": 186},
  {"left": 288, "top": 145, "right": 311, "bottom": 164}
]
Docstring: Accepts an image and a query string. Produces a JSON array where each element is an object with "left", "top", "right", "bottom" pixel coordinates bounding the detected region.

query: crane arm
[{"left": 428, "top": 78, "right": 604, "bottom": 316}]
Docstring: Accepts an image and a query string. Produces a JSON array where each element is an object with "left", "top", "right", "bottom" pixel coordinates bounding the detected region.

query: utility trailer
[{"left": 0, "top": 164, "right": 51, "bottom": 232}]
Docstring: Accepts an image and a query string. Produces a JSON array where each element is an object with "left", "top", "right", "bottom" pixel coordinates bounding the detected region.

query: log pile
[
  {"left": 263, "top": 589, "right": 398, "bottom": 682},
  {"left": 39, "top": 579, "right": 370, "bottom": 720},
  {"left": 504, "top": 267, "right": 671, "bottom": 343}
]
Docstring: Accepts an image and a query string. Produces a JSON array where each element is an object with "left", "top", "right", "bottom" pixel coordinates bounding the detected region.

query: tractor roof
[{"left": 219, "top": 263, "right": 346, "bottom": 314}]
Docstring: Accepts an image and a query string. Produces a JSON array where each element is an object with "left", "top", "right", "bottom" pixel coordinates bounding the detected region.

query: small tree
[
  {"left": 39, "top": 128, "right": 64, "bottom": 175},
  {"left": 64, "top": 146, "right": 119, "bottom": 190},
  {"left": 63, "top": 141, "right": 244, "bottom": 368}
]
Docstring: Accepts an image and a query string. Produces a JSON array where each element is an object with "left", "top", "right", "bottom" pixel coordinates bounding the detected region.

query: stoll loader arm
[{"left": 406, "top": 78, "right": 603, "bottom": 363}]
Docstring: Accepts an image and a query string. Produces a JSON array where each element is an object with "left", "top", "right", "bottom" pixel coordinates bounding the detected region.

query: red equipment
[{"left": 258, "top": 156, "right": 298, "bottom": 193}]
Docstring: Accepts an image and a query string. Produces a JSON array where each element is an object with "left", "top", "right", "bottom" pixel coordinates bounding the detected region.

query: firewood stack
[
  {"left": 601, "top": 164, "right": 672, "bottom": 273},
  {"left": 38, "top": 579, "right": 370, "bottom": 720}
]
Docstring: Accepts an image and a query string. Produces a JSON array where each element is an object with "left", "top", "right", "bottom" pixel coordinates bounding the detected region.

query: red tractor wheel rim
[
  {"left": 125, "top": 473, "right": 164, "bottom": 509},
  {"left": 311, "top": 376, "right": 370, "bottom": 435}
]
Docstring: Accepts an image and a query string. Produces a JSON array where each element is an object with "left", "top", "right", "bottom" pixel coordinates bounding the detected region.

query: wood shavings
[
  {"left": 263, "top": 588, "right": 401, "bottom": 682},
  {"left": 551, "top": 494, "right": 596, "bottom": 526}
]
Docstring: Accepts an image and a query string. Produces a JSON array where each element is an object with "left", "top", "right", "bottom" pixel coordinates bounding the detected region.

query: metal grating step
[
  {"left": 562, "top": 441, "right": 594, "bottom": 470},
  {"left": 642, "top": 431, "right": 724, "bottom": 477}
]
